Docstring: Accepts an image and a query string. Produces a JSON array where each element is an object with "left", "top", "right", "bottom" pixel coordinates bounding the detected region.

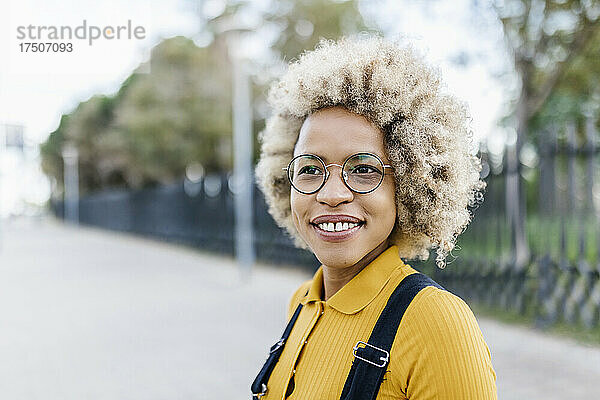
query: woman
[{"left": 252, "top": 34, "right": 497, "bottom": 399}]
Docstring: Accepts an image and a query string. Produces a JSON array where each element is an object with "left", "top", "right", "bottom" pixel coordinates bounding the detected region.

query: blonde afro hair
[{"left": 255, "top": 34, "right": 486, "bottom": 269}]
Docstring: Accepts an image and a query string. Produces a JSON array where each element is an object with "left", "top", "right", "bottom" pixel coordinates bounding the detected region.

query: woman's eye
[
  {"left": 351, "top": 165, "right": 377, "bottom": 174},
  {"left": 299, "top": 166, "right": 322, "bottom": 175}
]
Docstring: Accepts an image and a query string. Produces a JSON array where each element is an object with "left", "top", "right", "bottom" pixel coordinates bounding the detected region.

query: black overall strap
[
  {"left": 251, "top": 302, "right": 304, "bottom": 399},
  {"left": 340, "top": 272, "right": 446, "bottom": 400}
]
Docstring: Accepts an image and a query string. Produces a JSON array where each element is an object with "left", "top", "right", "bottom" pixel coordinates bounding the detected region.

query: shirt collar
[{"left": 301, "top": 245, "right": 406, "bottom": 314}]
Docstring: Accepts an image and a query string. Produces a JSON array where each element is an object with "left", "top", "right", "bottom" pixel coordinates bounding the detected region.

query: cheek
[
  {"left": 290, "top": 192, "right": 308, "bottom": 230},
  {"left": 376, "top": 181, "right": 397, "bottom": 225}
]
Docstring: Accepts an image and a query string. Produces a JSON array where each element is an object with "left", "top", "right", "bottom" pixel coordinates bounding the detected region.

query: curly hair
[{"left": 254, "top": 34, "right": 486, "bottom": 269}]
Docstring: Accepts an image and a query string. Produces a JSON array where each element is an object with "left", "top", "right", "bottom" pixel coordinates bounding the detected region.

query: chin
[{"left": 312, "top": 246, "right": 361, "bottom": 268}]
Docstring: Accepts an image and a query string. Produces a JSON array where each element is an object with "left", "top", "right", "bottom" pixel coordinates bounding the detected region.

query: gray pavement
[{"left": 0, "top": 217, "right": 598, "bottom": 399}]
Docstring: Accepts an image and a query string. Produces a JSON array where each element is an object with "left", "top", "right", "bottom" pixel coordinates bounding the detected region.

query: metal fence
[
  {"left": 51, "top": 174, "right": 320, "bottom": 270},
  {"left": 51, "top": 119, "right": 600, "bottom": 329},
  {"left": 430, "top": 119, "right": 600, "bottom": 330}
]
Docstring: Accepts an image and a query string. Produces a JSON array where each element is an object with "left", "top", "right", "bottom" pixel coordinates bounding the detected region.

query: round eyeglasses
[{"left": 282, "top": 152, "right": 395, "bottom": 194}]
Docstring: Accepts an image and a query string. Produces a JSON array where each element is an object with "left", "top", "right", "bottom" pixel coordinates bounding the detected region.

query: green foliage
[
  {"left": 112, "top": 36, "right": 233, "bottom": 187},
  {"left": 40, "top": 36, "right": 233, "bottom": 194},
  {"left": 493, "top": 0, "right": 600, "bottom": 140},
  {"left": 525, "top": 213, "right": 599, "bottom": 264},
  {"left": 40, "top": 0, "right": 373, "bottom": 195},
  {"left": 254, "top": 0, "right": 372, "bottom": 162},
  {"left": 266, "top": 0, "right": 370, "bottom": 61},
  {"left": 454, "top": 207, "right": 600, "bottom": 266},
  {"left": 40, "top": 114, "right": 69, "bottom": 193}
]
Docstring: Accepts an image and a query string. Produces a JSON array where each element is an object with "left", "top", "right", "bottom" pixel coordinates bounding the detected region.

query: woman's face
[{"left": 290, "top": 106, "right": 397, "bottom": 269}]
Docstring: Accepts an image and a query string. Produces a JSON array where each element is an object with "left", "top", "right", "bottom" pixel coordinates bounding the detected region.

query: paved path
[{"left": 0, "top": 217, "right": 598, "bottom": 399}]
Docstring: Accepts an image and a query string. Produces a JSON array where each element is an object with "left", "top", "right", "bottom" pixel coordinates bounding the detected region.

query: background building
[{"left": 0, "top": 123, "right": 50, "bottom": 218}]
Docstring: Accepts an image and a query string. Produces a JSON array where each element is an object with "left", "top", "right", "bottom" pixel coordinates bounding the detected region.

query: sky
[{"left": 0, "top": 0, "right": 514, "bottom": 217}]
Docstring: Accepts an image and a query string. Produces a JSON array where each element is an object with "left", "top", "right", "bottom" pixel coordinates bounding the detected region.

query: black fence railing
[
  {"left": 426, "top": 120, "right": 600, "bottom": 330},
  {"left": 51, "top": 119, "right": 600, "bottom": 331},
  {"left": 51, "top": 174, "right": 320, "bottom": 270}
]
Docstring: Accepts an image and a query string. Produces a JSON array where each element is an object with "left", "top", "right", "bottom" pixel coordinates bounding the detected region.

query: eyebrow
[{"left": 302, "top": 152, "right": 381, "bottom": 163}]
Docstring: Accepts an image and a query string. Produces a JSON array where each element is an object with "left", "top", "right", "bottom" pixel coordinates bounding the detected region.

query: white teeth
[{"left": 317, "top": 222, "right": 360, "bottom": 232}]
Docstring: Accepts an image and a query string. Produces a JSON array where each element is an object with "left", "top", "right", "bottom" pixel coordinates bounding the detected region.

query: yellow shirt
[{"left": 262, "top": 245, "right": 498, "bottom": 399}]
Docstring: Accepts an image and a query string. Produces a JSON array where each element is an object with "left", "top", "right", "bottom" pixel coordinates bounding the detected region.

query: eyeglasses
[{"left": 282, "top": 152, "right": 395, "bottom": 194}]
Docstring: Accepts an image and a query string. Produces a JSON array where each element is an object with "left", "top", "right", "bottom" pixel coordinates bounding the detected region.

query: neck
[{"left": 322, "top": 239, "right": 390, "bottom": 301}]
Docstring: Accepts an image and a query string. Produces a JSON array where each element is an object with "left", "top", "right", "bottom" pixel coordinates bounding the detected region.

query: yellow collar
[{"left": 301, "top": 245, "right": 406, "bottom": 314}]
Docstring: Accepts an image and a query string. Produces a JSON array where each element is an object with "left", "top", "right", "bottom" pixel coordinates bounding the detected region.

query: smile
[
  {"left": 310, "top": 221, "right": 364, "bottom": 242},
  {"left": 316, "top": 221, "right": 361, "bottom": 232}
]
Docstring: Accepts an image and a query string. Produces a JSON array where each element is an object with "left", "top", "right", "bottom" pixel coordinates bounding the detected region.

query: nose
[{"left": 315, "top": 164, "right": 354, "bottom": 206}]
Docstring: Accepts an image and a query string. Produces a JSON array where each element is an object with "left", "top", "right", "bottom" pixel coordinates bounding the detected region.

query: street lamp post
[
  {"left": 231, "top": 38, "right": 255, "bottom": 279},
  {"left": 61, "top": 142, "right": 79, "bottom": 225}
]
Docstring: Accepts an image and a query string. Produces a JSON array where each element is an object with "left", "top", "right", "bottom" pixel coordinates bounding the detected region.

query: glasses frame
[{"left": 282, "top": 152, "right": 395, "bottom": 195}]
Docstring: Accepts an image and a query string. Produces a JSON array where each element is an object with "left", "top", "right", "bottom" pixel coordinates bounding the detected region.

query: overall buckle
[
  {"left": 252, "top": 383, "right": 267, "bottom": 399},
  {"left": 269, "top": 338, "right": 285, "bottom": 354},
  {"left": 352, "top": 341, "right": 389, "bottom": 368}
]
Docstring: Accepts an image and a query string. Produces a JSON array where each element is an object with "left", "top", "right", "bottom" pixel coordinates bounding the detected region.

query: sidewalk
[{"left": 0, "top": 217, "right": 598, "bottom": 399}]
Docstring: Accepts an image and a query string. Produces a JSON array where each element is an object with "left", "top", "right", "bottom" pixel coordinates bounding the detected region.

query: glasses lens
[
  {"left": 288, "top": 155, "right": 325, "bottom": 193},
  {"left": 344, "top": 154, "right": 384, "bottom": 192}
]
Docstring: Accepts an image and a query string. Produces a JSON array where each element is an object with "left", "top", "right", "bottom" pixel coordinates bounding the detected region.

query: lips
[
  {"left": 311, "top": 221, "right": 364, "bottom": 242},
  {"left": 309, "top": 215, "right": 366, "bottom": 242},
  {"left": 310, "top": 214, "right": 365, "bottom": 225}
]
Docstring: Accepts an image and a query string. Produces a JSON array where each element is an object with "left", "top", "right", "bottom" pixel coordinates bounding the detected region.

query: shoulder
[
  {"left": 388, "top": 269, "right": 480, "bottom": 334},
  {"left": 390, "top": 283, "right": 497, "bottom": 397},
  {"left": 408, "top": 284, "right": 480, "bottom": 333},
  {"left": 403, "top": 285, "right": 489, "bottom": 353},
  {"left": 286, "top": 279, "right": 312, "bottom": 321}
]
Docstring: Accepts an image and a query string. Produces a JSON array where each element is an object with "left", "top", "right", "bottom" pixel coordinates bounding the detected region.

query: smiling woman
[
  {"left": 252, "top": 34, "right": 496, "bottom": 399},
  {"left": 290, "top": 106, "right": 398, "bottom": 300}
]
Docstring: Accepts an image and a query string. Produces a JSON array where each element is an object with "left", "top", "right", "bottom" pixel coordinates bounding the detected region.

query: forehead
[{"left": 294, "top": 107, "right": 386, "bottom": 162}]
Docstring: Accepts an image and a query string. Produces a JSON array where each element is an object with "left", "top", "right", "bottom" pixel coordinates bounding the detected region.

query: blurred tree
[
  {"left": 528, "top": 25, "right": 600, "bottom": 144},
  {"left": 40, "top": 114, "right": 68, "bottom": 194},
  {"left": 254, "top": 0, "right": 374, "bottom": 165},
  {"left": 109, "top": 36, "right": 233, "bottom": 188},
  {"left": 191, "top": 0, "right": 374, "bottom": 164},
  {"left": 488, "top": 0, "right": 599, "bottom": 267},
  {"left": 493, "top": 0, "right": 600, "bottom": 144},
  {"left": 66, "top": 95, "right": 117, "bottom": 191},
  {"left": 40, "top": 36, "right": 233, "bottom": 193},
  {"left": 265, "top": 0, "right": 370, "bottom": 61},
  {"left": 41, "top": 0, "right": 376, "bottom": 195},
  {"left": 40, "top": 96, "right": 116, "bottom": 195}
]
